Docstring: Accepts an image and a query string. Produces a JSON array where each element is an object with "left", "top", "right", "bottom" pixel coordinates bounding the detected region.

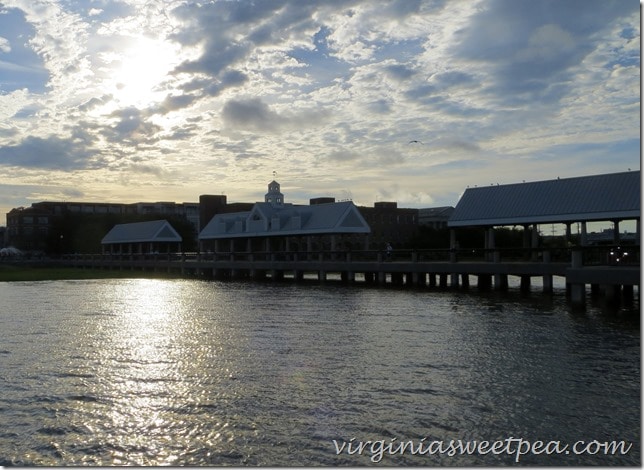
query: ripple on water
[{"left": 0, "top": 280, "right": 639, "bottom": 466}]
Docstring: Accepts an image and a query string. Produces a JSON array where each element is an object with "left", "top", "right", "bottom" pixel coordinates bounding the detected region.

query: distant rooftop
[
  {"left": 199, "top": 200, "right": 371, "bottom": 239},
  {"left": 102, "top": 219, "right": 182, "bottom": 245},
  {"left": 448, "top": 171, "right": 641, "bottom": 227}
]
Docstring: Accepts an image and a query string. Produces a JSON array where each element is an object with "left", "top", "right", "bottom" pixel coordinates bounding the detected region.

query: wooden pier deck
[{"left": 60, "top": 246, "right": 639, "bottom": 308}]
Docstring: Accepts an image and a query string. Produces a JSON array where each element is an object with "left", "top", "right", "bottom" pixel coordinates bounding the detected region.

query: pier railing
[
  {"left": 60, "top": 244, "right": 638, "bottom": 267},
  {"left": 49, "top": 245, "right": 642, "bottom": 309}
]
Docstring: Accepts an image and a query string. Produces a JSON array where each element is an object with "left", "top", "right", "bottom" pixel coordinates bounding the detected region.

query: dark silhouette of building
[
  {"left": 6, "top": 200, "right": 198, "bottom": 253},
  {"left": 358, "top": 202, "right": 419, "bottom": 249}
]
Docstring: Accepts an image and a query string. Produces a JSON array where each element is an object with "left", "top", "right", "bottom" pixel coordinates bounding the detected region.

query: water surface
[{"left": 0, "top": 279, "right": 639, "bottom": 465}]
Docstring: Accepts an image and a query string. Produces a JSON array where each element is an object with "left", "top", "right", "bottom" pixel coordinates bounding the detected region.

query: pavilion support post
[
  {"left": 450, "top": 229, "right": 457, "bottom": 263},
  {"left": 523, "top": 224, "right": 531, "bottom": 260},
  {"left": 346, "top": 251, "right": 354, "bottom": 283},
  {"left": 570, "top": 249, "right": 586, "bottom": 309},
  {"left": 613, "top": 220, "right": 621, "bottom": 244},
  {"left": 493, "top": 251, "right": 507, "bottom": 290},
  {"left": 542, "top": 250, "right": 553, "bottom": 293},
  {"left": 602, "top": 284, "right": 621, "bottom": 305},
  {"left": 580, "top": 222, "right": 588, "bottom": 246},
  {"left": 495, "top": 274, "right": 509, "bottom": 291},
  {"left": 487, "top": 227, "right": 495, "bottom": 262},
  {"left": 520, "top": 275, "right": 531, "bottom": 293},
  {"left": 477, "top": 274, "right": 492, "bottom": 290},
  {"left": 531, "top": 225, "right": 539, "bottom": 261}
]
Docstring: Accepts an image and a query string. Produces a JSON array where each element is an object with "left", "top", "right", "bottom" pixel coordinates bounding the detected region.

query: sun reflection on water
[{"left": 80, "top": 279, "right": 230, "bottom": 465}]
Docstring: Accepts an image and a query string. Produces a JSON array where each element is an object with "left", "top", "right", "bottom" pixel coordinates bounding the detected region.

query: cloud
[
  {"left": 77, "top": 94, "right": 112, "bottom": 112},
  {"left": 222, "top": 97, "right": 329, "bottom": 133},
  {"left": 453, "top": 0, "right": 636, "bottom": 104},
  {"left": 222, "top": 98, "right": 284, "bottom": 132},
  {"left": 376, "top": 184, "right": 435, "bottom": 206},
  {"left": 0, "top": 135, "right": 97, "bottom": 170},
  {"left": 12, "top": 104, "right": 42, "bottom": 119},
  {"left": 0, "top": 0, "right": 639, "bottom": 221},
  {"left": 0, "top": 36, "right": 10, "bottom": 53},
  {"left": 102, "top": 106, "right": 162, "bottom": 145},
  {"left": 384, "top": 63, "right": 416, "bottom": 81},
  {"left": 327, "top": 149, "right": 361, "bottom": 162},
  {"left": 150, "top": 94, "right": 199, "bottom": 115}
]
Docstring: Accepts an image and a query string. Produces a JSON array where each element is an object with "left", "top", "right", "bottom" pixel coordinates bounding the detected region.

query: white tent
[{"left": 0, "top": 246, "right": 22, "bottom": 257}]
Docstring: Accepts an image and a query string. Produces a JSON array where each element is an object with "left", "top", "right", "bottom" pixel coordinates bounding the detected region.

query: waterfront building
[
  {"left": 199, "top": 181, "right": 371, "bottom": 253},
  {"left": 357, "top": 201, "right": 419, "bottom": 249},
  {"left": 448, "top": 170, "right": 641, "bottom": 265},
  {"left": 101, "top": 219, "right": 183, "bottom": 254},
  {"left": 6, "top": 200, "right": 198, "bottom": 252},
  {"left": 418, "top": 206, "right": 455, "bottom": 229},
  {"left": 198, "top": 194, "right": 254, "bottom": 234},
  {"left": 449, "top": 170, "right": 640, "bottom": 243}
]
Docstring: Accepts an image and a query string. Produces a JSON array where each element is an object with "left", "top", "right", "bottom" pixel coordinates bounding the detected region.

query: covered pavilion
[
  {"left": 447, "top": 171, "right": 641, "bottom": 254},
  {"left": 101, "top": 219, "right": 183, "bottom": 254},
  {"left": 199, "top": 181, "right": 371, "bottom": 254}
]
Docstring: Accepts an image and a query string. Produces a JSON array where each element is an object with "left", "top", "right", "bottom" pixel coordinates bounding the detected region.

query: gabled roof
[
  {"left": 448, "top": 171, "right": 640, "bottom": 227},
  {"left": 102, "top": 219, "right": 182, "bottom": 244},
  {"left": 199, "top": 200, "right": 371, "bottom": 239}
]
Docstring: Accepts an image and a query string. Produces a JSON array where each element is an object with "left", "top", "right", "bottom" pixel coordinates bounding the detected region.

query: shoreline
[{"left": 0, "top": 263, "right": 182, "bottom": 282}]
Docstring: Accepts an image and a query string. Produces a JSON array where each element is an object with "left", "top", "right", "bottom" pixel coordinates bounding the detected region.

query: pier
[{"left": 61, "top": 245, "right": 639, "bottom": 309}]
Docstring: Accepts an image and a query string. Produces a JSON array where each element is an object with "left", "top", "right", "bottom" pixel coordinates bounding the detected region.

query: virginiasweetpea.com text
[{"left": 332, "top": 437, "right": 633, "bottom": 463}]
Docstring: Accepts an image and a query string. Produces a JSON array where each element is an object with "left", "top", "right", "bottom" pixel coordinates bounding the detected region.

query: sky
[{"left": 0, "top": 0, "right": 640, "bottom": 226}]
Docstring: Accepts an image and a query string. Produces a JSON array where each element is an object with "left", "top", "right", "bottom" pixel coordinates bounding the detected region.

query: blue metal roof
[
  {"left": 199, "top": 201, "right": 371, "bottom": 239},
  {"left": 448, "top": 171, "right": 640, "bottom": 227},
  {"left": 102, "top": 219, "right": 182, "bottom": 244}
]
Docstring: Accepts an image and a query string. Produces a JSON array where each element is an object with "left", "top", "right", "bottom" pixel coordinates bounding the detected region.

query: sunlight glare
[{"left": 111, "top": 36, "right": 181, "bottom": 107}]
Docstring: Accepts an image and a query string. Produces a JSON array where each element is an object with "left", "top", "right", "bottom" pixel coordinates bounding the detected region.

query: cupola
[{"left": 265, "top": 180, "right": 284, "bottom": 207}]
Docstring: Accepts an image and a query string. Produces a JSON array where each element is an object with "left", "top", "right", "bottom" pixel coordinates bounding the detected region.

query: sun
[{"left": 110, "top": 36, "right": 182, "bottom": 107}]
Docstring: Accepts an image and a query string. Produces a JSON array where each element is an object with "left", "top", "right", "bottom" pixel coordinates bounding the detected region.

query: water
[{"left": 0, "top": 278, "right": 639, "bottom": 466}]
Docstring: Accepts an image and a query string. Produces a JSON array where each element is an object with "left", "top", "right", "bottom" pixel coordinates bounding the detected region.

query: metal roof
[
  {"left": 448, "top": 171, "right": 641, "bottom": 227},
  {"left": 199, "top": 201, "right": 371, "bottom": 239},
  {"left": 102, "top": 219, "right": 182, "bottom": 244}
]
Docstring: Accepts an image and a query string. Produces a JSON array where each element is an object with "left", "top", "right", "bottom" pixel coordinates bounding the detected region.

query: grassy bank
[{"left": 0, "top": 264, "right": 182, "bottom": 282}]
